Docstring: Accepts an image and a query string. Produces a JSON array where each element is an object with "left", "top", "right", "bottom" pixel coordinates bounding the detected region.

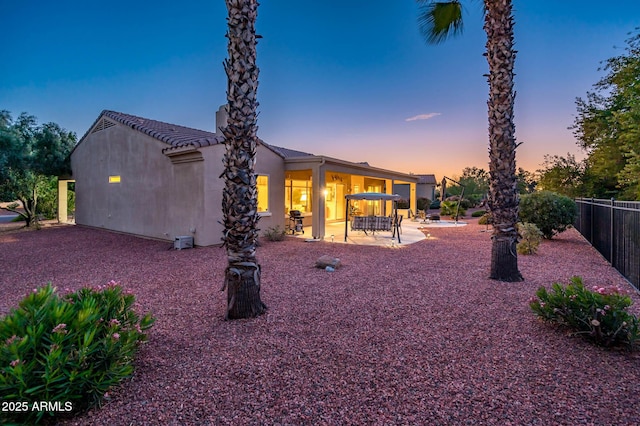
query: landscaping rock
[{"left": 315, "top": 255, "right": 341, "bottom": 269}]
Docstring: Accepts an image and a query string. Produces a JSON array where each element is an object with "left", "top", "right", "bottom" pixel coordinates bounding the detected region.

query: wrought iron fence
[{"left": 574, "top": 198, "right": 640, "bottom": 290}]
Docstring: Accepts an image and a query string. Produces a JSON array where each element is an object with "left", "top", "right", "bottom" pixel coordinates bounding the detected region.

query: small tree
[
  {"left": 0, "top": 111, "right": 75, "bottom": 227},
  {"left": 516, "top": 167, "right": 537, "bottom": 194},
  {"left": 519, "top": 191, "right": 577, "bottom": 239},
  {"left": 536, "top": 153, "right": 588, "bottom": 198},
  {"left": 572, "top": 30, "right": 640, "bottom": 200}
]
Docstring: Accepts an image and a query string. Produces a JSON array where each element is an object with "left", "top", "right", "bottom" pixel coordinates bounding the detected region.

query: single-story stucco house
[{"left": 59, "top": 107, "right": 419, "bottom": 246}]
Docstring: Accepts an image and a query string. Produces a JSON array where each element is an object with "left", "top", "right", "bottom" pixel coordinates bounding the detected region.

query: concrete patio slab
[{"left": 293, "top": 218, "right": 433, "bottom": 248}]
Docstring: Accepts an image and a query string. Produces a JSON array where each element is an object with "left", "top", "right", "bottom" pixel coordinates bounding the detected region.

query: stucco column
[
  {"left": 410, "top": 182, "right": 417, "bottom": 215},
  {"left": 311, "top": 162, "right": 326, "bottom": 239},
  {"left": 57, "top": 180, "right": 68, "bottom": 223},
  {"left": 385, "top": 178, "right": 392, "bottom": 214}
]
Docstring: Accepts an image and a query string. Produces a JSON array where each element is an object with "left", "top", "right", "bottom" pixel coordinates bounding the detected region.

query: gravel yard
[{"left": 1, "top": 220, "right": 639, "bottom": 425}]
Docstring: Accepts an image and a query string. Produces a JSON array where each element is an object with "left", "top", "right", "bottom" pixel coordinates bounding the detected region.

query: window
[
  {"left": 285, "top": 179, "right": 312, "bottom": 214},
  {"left": 257, "top": 175, "right": 269, "bottom": 212},
  {"left": 109, "top": 175, "right": 121, "bottom": 183}
]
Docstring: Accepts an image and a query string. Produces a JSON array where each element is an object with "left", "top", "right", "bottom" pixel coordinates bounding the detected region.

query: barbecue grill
[{"left": 288, "top": 210, "right": 304, "bottom": 234}]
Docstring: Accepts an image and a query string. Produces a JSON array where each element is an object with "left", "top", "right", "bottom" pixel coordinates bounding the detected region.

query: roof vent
[{"left": 91, "top": 118, "right": 116, "bottom": 133}]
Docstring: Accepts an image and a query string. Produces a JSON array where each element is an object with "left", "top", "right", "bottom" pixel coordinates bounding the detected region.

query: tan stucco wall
[
  {"left": 199, "top": 143, "right": 285, "bottom": 244},
  {"left": 72, "top": 121, "right": 287, "bottom": 246},
  {"left": 256, "top": 144, "right": 286, "bottom": 232},
  {"left": 71, "top": 122, "right": 205, "bottom": 245},
  {"left": 416, "top": 183, "right": 436, "bottom": 201}
]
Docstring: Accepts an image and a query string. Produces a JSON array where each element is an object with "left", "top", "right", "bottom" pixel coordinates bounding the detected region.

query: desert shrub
[
  {"left": 517, "top": 222, "right": 543, "bottom": 255},
  {"left": 459, "top": 198, "right": 473, "bottom": 209},
  {"left": 519, "top": 191, "right": 577, "bottom": 239},
  {"left": 0, "top": 283, "right": 155, "bottom": 424},
  {"left": 471, "top": 210, "right": 486, "bottom": 218},
  {"left": 440, "top": 200, "right": 466, "bottom": 219},
  {"left": 530, "top": 276, "right": 639, "bottom": 349},
  {"left": 478, "top": 212, "right": 492, "bottom": 225},
  {"left": 263, "top": 225, "right": 286, "bottom": 241},
  {"left": 417, "top": 198, "right": 431, "bottom": 211}
]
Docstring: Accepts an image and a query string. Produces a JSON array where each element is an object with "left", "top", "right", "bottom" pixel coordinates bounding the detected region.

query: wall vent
[{"left": 91, "top": 118, "right": 116, "bottom": 133}]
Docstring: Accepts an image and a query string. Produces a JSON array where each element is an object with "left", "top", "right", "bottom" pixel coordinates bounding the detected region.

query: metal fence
[{"left": 574, "top": 198, "right": 640, "bottom": 290}]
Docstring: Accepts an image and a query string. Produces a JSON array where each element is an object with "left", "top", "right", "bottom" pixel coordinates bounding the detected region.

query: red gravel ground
[{"left": 1, "top": 220, "right": 640, "bottom": 425}]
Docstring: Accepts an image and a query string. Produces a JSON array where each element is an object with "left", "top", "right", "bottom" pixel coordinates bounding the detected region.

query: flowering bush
[
  {"left": 530, "top": 276, "right": 639, "bottom": 349},
  {"left": 0, "top": 282, "right": 155, "bottom": 424}
]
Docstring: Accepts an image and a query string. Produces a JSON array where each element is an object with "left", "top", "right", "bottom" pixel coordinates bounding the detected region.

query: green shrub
[
  {"left": 35, "top": 176, "right": 58, "bottom": 220},
  {"left": 519, "top": 191, "right": 577, "bottom": 239},
  {"left": 263, "top": 225, "right": 286, "bottom": 241},
  {"left": 429, "top": 200, "right": 440, "bottom": 209},
  {"left": 530, "top": 276, "right": 639, "bottom": 349},
  {"left": 467, "top": 194, "right": 484, "bottom": 207},
  {"left": 440, "top": 200, "right": 466, "bottom": 219},
  {"left": 471, "top": 210, "right": 486, "bottom": 218},
  {"left": 0, "top": 283, "right": 155, "bottom": 424},
  {"left": 517, "top": 222, "right": 543, "bottom": 255},
  {"left": 459, "top": 198, "right": 473, "bottom": 210},
  {"left": 417, "top": 198, "right": 431, "bottom": 211}
]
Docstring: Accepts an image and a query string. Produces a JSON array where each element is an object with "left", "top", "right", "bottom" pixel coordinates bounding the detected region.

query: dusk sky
[{"left": 2, "top": 1, "right": 639, "bottom": 180}]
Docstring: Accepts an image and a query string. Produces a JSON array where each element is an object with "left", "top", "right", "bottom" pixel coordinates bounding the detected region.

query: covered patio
[{"left": 283, "top": 155, "right": 418, "bottom": 240}]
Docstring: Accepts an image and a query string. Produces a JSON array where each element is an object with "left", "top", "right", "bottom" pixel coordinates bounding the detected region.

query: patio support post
[
  {"left": 410, "top": 182, "right": 417, "bottom": 218},
  {"left": 311, "top": 163, "right": 326, "bottom": 239},
  {"left": 57, "top": 179, "right": 69, "bottom": 223}
]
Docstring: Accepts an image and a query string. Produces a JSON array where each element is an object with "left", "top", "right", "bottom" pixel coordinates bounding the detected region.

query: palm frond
[{"left": 417, "top": 1, "right": 464, "bottom": 45}]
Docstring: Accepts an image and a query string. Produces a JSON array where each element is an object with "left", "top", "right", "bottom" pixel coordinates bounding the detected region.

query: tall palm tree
[
  {"left": 418, "top": 0, "right": 523, "bottom": 281},
  {"left": 221, "top": 0, "right": 268, "bottom": 318}
]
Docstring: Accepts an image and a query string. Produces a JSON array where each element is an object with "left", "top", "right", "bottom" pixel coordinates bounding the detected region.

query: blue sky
[{"left": 2, "top": 1, "right": 639, "bottom": 179}]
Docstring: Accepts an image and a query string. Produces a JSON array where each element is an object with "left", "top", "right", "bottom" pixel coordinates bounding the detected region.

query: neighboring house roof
[{"left": 416, "top": 174, "right": 437, "bottom": 185}]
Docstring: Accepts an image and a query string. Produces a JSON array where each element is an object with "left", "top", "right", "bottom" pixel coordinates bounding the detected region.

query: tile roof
[
  {"left": 99, "top": 110, "right": 223, "bottom": 153},
  {"left": 84, "top": 110, "right": 311, "bottom": 158},
  {"left": 416, "top": 174, "right": 437, "bottom": 184},
  {"left": 261, "top": 143, "right": 314, "bottom": 158}
]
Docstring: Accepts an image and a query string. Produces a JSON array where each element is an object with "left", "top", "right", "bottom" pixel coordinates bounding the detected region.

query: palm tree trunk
[
  {"left": 484, "top": 0, "right": 523, "bottom": 281},
  {"left": 221, "top": 0, "right": 267, "bottom": 318}
]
